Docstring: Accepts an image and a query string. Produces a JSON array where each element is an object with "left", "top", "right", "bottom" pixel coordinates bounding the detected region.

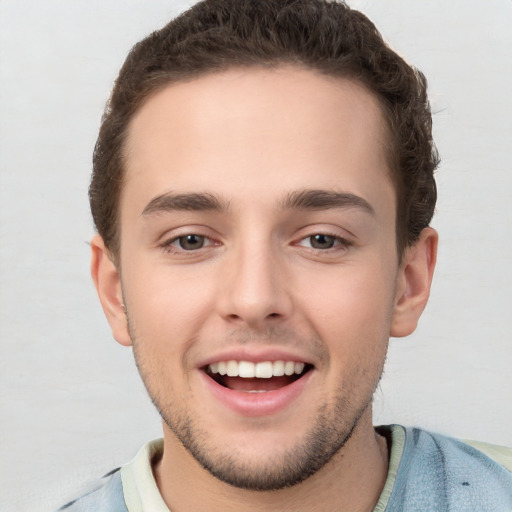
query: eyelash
[
  {"left": 160, "top": 232, "right": 352, "bottom": 255},
  {"left": 296, "top": 233, "right": 352, "bottom": 252},
  {"left": 160, "top": 234, "right": 217, "bottom": 254}
]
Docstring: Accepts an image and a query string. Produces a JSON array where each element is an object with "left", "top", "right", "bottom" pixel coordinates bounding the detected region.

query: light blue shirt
[{"left": 58, "top": 425, "right": 512, "bottom": 511}]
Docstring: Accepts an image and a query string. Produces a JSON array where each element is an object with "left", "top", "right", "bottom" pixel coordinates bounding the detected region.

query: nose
[{"left": 217, "top": 239, "right": 293, "bottom": 328}]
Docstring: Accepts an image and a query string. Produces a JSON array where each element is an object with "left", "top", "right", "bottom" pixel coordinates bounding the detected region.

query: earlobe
[
  {"left": 390, "top": 227, "right": 438, "bottom": 338},
  {"left": 90, "top": 234, "right": 132, "bottom": 346}
]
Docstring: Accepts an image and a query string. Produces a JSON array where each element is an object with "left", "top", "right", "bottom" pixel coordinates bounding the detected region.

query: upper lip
[{"left": 197, "top": 347, "right": 315, "bottom": 369}]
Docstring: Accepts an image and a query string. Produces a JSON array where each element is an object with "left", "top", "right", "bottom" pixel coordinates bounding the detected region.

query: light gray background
[{"left": 1, "top": 1, "right": 511, "bottom": 511}]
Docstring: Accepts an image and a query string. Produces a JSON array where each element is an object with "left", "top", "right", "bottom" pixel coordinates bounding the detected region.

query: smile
[{"left": 204, "top": 360, "right": 313, "bottom": 394}]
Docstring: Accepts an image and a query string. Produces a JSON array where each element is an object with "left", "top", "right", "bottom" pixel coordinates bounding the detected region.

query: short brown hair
[{"left": 90, "top": 0, "right": 438, "bottom": 260}]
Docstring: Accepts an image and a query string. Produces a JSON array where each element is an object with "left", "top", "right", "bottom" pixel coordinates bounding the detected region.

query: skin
[{"left": 91, "top": 66, "right": 437, "bottom": 512}]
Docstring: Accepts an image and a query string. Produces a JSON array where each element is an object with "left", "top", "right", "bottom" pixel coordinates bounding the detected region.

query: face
[{"left": 109, "top": 66, "right": 405, "bottom": 489}]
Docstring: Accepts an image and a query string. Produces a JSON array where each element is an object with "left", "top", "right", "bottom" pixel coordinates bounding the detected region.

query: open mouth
[{"left": 204, "top": 360, "right": 313, "bottom": 393}]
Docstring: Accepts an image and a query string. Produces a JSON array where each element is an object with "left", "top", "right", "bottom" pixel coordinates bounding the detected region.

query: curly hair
[{"left": 90, "top": 0, "right": 438, "bottom": 261}]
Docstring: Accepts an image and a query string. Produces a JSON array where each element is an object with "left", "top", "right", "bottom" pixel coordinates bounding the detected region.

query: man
[{"left": 61, "top": 0, "right": 512, "bottom": 510}]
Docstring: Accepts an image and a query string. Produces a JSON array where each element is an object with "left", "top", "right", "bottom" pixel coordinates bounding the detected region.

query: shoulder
[
  {"left": 56, "top": 439, "right": 165, "bottom": 512},
  {"left": 382, "top": 425, "right": 512, "bottom": 511},
  {"left": 57, "top": 468, "right": 128, "bottom": 512},
  {"left": 405, "top": 426, "right": 512, "bottom": 474},
  {"left": 462, "top": 438, "right": 512, "bottom": 472}
]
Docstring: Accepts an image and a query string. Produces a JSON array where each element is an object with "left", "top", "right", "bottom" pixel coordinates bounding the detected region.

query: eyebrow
[
  {"left": 142, "top": 192, "right": 228, "bottom": 216},
  {"left": 141, "top": 188, "right": 375, "bottom": 217},
  {"left": 280, "top": 189, "right": 375, "bottom": 215}
]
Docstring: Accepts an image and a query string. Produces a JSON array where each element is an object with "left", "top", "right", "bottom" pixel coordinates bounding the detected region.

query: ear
[
  {"left": 90, "top": 234, "right": 132, "bottom": 346},
  {"left": 390, "top": 227, "right": 438, "bottom": 338}
]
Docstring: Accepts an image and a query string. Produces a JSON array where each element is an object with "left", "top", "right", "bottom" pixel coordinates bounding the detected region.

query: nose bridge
[{"left": 219, "top": 232, "right": 290, "bottom": 326}]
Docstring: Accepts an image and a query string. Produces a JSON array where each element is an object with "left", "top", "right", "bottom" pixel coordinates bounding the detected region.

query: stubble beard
[
  {"left": 167, "top": 401, "right": 369, "bottom": 491},
  {"left": 129, "top": 319, "right": 386, "bottom": 491}
]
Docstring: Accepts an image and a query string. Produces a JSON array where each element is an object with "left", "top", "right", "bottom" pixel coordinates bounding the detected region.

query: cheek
[
  {"left": 122, "top": 263, "right": 216, "bottom": 349},
  {"left": 296, "top": 263, "right": 396, "bottom": 351},
  {"left": 299, "top": 271, "right": 392, "bottom": 402}
]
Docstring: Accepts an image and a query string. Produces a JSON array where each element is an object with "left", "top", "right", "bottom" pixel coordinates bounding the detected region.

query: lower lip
[{"left": 199, "top": 370, "right": 313, "bottom": 417}]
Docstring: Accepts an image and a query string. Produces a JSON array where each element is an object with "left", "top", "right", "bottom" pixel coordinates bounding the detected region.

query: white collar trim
[{"left": 121, "top": 439, "right": 170, "bottom": 512}]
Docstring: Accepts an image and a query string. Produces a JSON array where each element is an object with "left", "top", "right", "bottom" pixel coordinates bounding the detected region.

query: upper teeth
[{"left": 208, "top": 361, "right": 305, "bottom": 378}]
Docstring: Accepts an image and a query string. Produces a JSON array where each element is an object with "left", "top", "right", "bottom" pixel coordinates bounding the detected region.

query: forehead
[{"left": 122, "top": 65, "right": 394, "bottom": 219}]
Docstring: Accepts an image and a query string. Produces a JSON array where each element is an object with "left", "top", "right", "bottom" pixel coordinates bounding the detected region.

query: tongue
[{"left": 222, "top": 376, "right": 294, "bottom": 392}]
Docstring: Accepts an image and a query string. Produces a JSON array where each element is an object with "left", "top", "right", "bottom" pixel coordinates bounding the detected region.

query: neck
[{"left": 153, "top": 411, "right": 389, "bottom": 512}]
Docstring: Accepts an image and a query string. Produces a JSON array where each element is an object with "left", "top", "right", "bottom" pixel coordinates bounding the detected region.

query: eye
[
  {"left": 169, "top": 234, "right": 211, "bottom": 251},
  {"left": 296, "top": 233, "right": 351, "bottom": 251},
  {"left": 308, "top": 234, "right": 337, "bottom": 249}
]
